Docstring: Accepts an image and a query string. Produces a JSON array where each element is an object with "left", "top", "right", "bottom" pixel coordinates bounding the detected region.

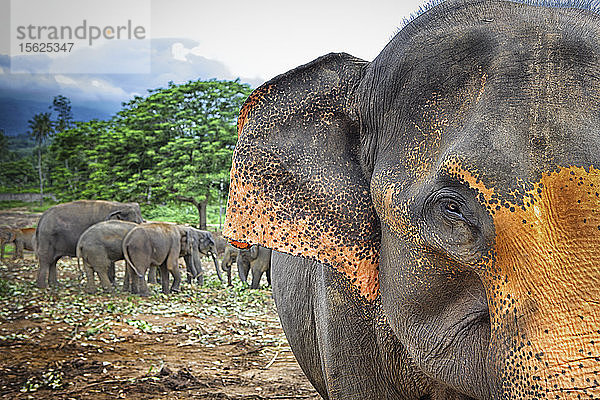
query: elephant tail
[
  {"left": 75, "top": 243, "right": 81, "bottom": 269},
  {"left": 122, "top": 242, "right": 143, "bottom": 279},
  {"left": 75, "top": 241, "right": 84, "bottom": 281}
]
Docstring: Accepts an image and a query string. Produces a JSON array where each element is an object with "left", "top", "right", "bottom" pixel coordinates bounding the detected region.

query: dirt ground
[{"left": 0, "top": 224, "right": 319, "bottom": 399}]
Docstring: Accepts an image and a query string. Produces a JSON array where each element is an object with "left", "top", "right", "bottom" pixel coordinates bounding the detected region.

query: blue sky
[{"left": 0, "top": 0, "right": 425, "bottom": 134}]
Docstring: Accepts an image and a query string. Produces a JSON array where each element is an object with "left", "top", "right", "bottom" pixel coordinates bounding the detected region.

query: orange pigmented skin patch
[
  {"left": 224, "top": 157, "right": 380, "bottom": 301},
  {"left": 237, "top": 85, "right": 272, "bottom": 137},
  {"left": 229, "top": 240, "right": 250, "bottom": 249},
  {"left": 447, "top": 163, "right": 600, "bottom": 397}
]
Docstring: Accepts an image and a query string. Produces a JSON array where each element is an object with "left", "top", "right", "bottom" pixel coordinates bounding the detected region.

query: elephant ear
[
  {"left": 224, "top": 53, "right": 381, "bottom": 301},
  {"left": 106, "top": 210, "right": 123, "bottom": 221},
  {"left": 249, "top": 245, "right": 259, "bottom": 259}
]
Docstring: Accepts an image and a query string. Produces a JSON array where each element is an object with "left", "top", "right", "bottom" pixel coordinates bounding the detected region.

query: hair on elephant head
[{"left": 224, "top": 1, "right": 600, "bottom": 398}]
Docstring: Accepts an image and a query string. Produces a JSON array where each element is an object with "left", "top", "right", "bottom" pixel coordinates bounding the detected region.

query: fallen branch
[
  {"left": 58, "top": 326, "right": 78, "bottom": 349},
  {"left": 264, "top": 350, "right": 279, "bottom": 369},
  {"left": 66, "top": 379, "right": 126, "bottom": 394},
  {"left": 176, "top": 339, "right": 203, "bottom": 347}
]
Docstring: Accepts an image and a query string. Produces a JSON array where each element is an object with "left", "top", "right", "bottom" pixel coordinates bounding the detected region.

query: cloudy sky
[{"left": 0, "top": 0, "right": 426, "bottom": 133}]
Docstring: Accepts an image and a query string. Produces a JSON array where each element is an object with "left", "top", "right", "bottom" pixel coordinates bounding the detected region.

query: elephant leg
[
  {"left": 123, "top": 265, "right": 131, "bottom": 293},
  {"left": 148, "top": 265, "right": 157, "bottom": 284},
  {"left": 48, "top": 260, "right": 59, "bottom": 287},
  {"left": 84, "top": 262, "right": 96, "bottom": 294},
  {"left": 135, "top": 273, "right": 150, "bottom": 297},
  {"left": 170, "top": 266, "right": 182, "bottom": 293},
  {"left": 0, "top": 243, "right": 4, "bottom": 260},
  {"left": 194, "top": 262, "right": 204, "bottom": 287},
  {"left": 238, "top": 262, "right": 249, "bottom": 283},
  {"left": 225, "top": 262, "right": 232, "bottom": 286},
  {"left": 97, "top": 265, "right": 114, "bottom": 293},
  {"left": 15, "top": 241, "right": 24, "bottom": 259},
  {"left": 36, "top": 252, "right": 59, "bottom": 288},
  {"left": 184, "top": 254, "right": 195, "bottom": 284},
  {"left": 266, "top": 268, "right": 271, "bottom": 287},
  {"left": 108, "top": 262, "right": 116, "bottom": 285},
  {"left": 159, "top": 264, "right": 170, "bottom": 294},
  {"left": 250, "top": 266, "right": 262, "bottom": 289}
]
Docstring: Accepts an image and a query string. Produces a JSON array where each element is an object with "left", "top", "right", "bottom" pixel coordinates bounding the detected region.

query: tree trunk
[
  {"left": 176, "top": 196, "right": 208, "bottom": 230},
  {"left": 37, "top": 146, "right": 43, "bottom": 206},
  {"left": 198, "top": 200, "right": 207, "bottom": 230}
]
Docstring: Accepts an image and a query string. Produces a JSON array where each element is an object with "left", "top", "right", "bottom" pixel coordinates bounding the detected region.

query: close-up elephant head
[{"left": 224, "top": 0, "right": 600, "bottom": 398}]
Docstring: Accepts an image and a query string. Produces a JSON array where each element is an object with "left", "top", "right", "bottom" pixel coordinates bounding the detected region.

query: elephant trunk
[
  {"left": 188, "top": 238, "right": 196, "bottom": 279},
  {"left": 210, "top": 248, "right": 222, "bottom": 283},
  {"left": 483, "top": 167, "right": 600, "bottom": 397}
]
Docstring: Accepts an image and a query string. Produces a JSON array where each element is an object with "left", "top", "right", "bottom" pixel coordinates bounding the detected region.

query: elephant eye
[{"left": 443, "top": 200, "right": 463, "bottom": 219}]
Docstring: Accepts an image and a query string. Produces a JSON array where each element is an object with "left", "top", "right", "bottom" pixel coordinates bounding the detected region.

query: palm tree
[{"left": 28, "top": 113, "right": 53, "bottom": 206}]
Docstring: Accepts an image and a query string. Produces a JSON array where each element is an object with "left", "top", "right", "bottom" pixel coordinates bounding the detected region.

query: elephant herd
[{"left": 1, "top": 199, "right": 272, "bottom": 295}]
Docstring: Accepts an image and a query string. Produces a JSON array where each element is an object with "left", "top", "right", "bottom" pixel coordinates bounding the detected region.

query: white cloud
[{"left": 54, "top": 74, "right": 77, "bottom": 85}]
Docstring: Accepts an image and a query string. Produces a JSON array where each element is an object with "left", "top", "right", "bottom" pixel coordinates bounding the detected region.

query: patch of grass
[{"left": 141, "top": 202, "right": 226, "bottom": 229}]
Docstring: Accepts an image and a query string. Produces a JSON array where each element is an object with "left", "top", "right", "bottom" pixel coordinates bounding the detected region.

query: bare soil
[{"left": 0, "top": 247, "right": 319, "bottom": 399}]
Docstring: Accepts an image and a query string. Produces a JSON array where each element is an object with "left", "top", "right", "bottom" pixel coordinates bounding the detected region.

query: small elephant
[
  {"left": 221, "top": 244, "right": 240, "bottom": 286},
  {"left": 236, "top": 245, "right": 272, "bottom": 289},
  {"left": 183, "top": 228, "right": 221, "bottom": 286},
  {"left": 0, "top": 227, "right": 16, "bottom": 260},
  {"left": 123, "top": 222, "right": 200, "bottom": 296},
  {"left": 13, "top": 227, "right": 36, "bottom": 259},
  {"left": 76, "top": 220, "right": 139, "bottom": 293}
]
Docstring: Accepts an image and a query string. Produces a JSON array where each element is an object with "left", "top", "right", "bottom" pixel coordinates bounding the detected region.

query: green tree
[
  {"left": 28, "top": 112, "right": 53, "bottom": 205},
  {"left": 51, "top": 95, "right": 74, "bottom": 132},
  {"left": 45, "top": 79, "right": 252, "bottom": 227},
  {"left": 0, "top": 129, "right": 7, "bottom": 158},
  {"left": 49, "top": 120, "right": 105, "bottom": 199}
]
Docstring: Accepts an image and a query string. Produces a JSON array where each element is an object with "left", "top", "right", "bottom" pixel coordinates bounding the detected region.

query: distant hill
[{"left": 0, "top": 97, "right": 113, "bottom": 136}]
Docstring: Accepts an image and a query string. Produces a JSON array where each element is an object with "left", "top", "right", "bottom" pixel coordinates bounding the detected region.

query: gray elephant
[
  {"left": 35, "top": 200, "right": 143, "bottom": 288},
  {"left": 183, "top": 228, "right": 221, "bottom": 286},
  {"left": 13, "top": 227, "right": 36, "bottom": 259},
  {"left": 76, "top": 220, "right": 139, "bottom": 293},
  {"left": 123, "top": 222, "right": 200, "bottom": 295},
  {"left": 221, "top": 243, "right": 240, "bottom": 286},
  {"left": 223, "top": 1, "right": 600, "bottom": 398},
  {"left": 236, "top": 245, "right": 271, "bottom": 289}
]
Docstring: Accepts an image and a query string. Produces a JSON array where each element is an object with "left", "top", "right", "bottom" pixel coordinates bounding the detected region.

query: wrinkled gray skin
[
  {"left": 35, "top": 200, "right": 144, "bottom": 288},
  {"left": 184, "top": 228, "right": 221, "bottom": 286},
  {"left": 76, "top": 220, "right": 138, "bottom": 294},
  {"left": 123, "top": 222, "right": 199, "bottom": 296},
  {"left": 0, "top": 227, "right": 16, "bottom": 260},
  {"left": 236, "top": 245, "right": 272, "bottom": 289},
  {"left": 221, "top": 244, "right": 239, "bottom": 286}
]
